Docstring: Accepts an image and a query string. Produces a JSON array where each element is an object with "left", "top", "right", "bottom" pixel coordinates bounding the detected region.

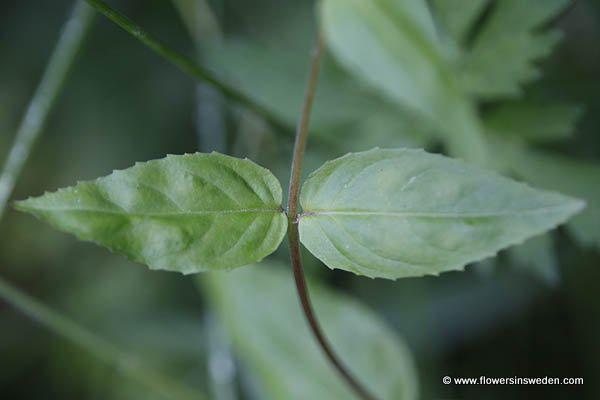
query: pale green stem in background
[
  {"left": 0, "top": 1, "right": 93, "bottom": 221},
  {"left": 172, "top": 0, "right": 227, "bottom": 153},
  {"left": 0, "top": 276, "right": 205, "bottom": 400},
  {"left": 206, "top": 313, "right": 238, "bottom": 400},
  {"left": 171, "top": 0, "right": 222, "bottom": 46}
]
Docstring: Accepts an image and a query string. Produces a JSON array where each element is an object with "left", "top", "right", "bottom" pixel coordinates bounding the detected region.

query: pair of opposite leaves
[{"left": 17, "top": 148, "right": 584, "bottom": 280}]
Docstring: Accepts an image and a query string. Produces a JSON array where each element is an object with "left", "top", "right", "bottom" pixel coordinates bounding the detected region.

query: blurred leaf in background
[
  {"left": 202, "top": 263, "right": 418, "bottom": 400},
  {"left": 450, "top": 0, "right": 570, "bottom": 98}
]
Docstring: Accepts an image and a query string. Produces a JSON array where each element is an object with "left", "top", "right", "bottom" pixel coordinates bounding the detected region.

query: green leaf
[
  {"left": 201, "top": 262, "right": 418, "bottom": 400},
  {"left": 459, "top": 0, "right": 570, "bottom": 98},
  {"left": 431, "top": 0, "right": 491, "bottom": 44},
  {"left": 319, "top": 0, "right": 445, "bottom": 122},
  {"left": 319, "top": 0, "right": 488, "bottom": 165},
  {"left": 484, "top": 98, "right": 583, "bottom": 141},
  {"left": 298, "top": 148, "right": 584, "bottom": 280},
  {"left": 16, "top": 153, "right": 287, "bottom": 273}
]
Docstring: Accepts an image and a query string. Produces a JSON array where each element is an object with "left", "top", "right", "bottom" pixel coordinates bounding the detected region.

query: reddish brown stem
[{"left": 285, "top": 32, "right": 378, "bottom": 400}]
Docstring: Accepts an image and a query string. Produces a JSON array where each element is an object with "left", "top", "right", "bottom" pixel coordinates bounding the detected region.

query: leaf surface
[
  {"left": 431, "top": 0, "right": 491, "bottom": 43},
  {"left": 16, "top": 153, "right": 287, "bottom": 273},
  {"left": 201, "top": 262, "right": 418, "bottom": 400},
  {"left": 319, "top": 0, "right": 488, "bottom": 165},
  {"left": 458, "top": 0, "right": 570, "bottom": 98},
  {"left": 319, "top": 0, "right": 447, "bottom": 122},
  {"left": 299, "top": 148, "right": 584, "bottom": 279}
]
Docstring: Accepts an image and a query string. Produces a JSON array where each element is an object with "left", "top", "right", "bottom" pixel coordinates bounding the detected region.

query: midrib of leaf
[
  {"left": 300, "top": 204, "right": 582, "bottom": 219},
  {"left": 21, "top": 206, "right": 283, "bottom": 217}
]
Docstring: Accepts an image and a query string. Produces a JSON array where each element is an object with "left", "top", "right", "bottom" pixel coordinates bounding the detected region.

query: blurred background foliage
[{"left": 1, "top": 0, "right": 599, "bottom": 399}]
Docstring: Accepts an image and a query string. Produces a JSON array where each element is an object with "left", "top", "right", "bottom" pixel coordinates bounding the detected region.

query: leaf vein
[
  {"left": 178, "top": 166, "right": 242, "bottom": 206},
  {"left": 300, "top": 204, "right": 572, "bottom": 219},
  {"left": 125, "top": 178, "right": 187, "bottom": 212},
  {"left": 24, "top": 206, "right": 281, "bottom": 217}
]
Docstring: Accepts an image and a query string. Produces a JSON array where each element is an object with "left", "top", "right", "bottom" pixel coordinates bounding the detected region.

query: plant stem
[
  {"left": 84, "top": 0, "right": 288, "bottom": 133},
  {"left": 286, "top": 33, "right": 323, "bottom": 221},
  {"left": 0, "top": 276, "right": 205, "bottom": 400},
  {"left": 0, "top": 1, "right": 93, "bottom": 221},
  {"left": 286, "top": 33, "right": 377, "bottom": 400}
]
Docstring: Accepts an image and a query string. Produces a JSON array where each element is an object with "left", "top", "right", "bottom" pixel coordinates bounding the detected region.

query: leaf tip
[
  {"left": 13, "top": 193, "right": 49, "bottom": 214},
  {"left": 13, "top": 198, "right": 32, "bottom": 212},
  {"left": 559, "top": 196, "right": 586, "bottom": 220}
]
